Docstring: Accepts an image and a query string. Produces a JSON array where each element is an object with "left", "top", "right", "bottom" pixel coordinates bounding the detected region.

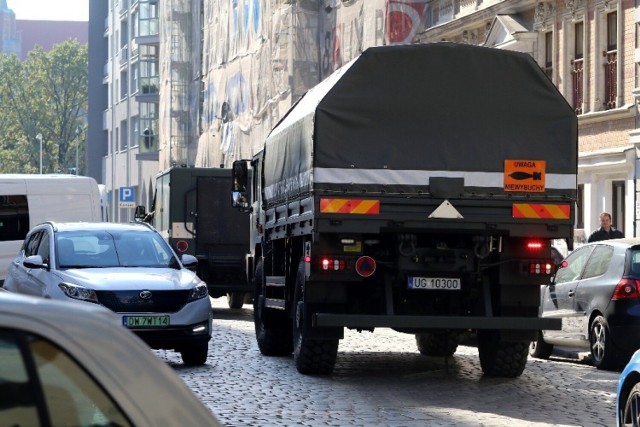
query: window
[
  {"left": 607, "top": 12, "right": 617, "bottom": 51},
  {"left": 577, "top": 184, "right": 584, "bottom": 229},
  {"left": 604, "top": 12, "right": 617, "bottom": 110},
  {"left": 24, "top": 231, "right": 44, "bottom": 257},
  {"left": 0, "top": 329, "right": 131, "bottom": 426},
  {"left": 36, "top": 230, "right": 50, "bottom": 266},
  {"left": 0, "top": 195, "right": 29, "bottom": 242},
  {"left": 612, "top": 180, "right": 625, "bottom": 233},
  {"left": 582, "top": 245, "right": 613, "bottom": 279},
  {"left": 572, "top": 22, "right": 584, "bottom": 114},
  {"left": 138, "top": 45, "right": 159, "bottom": 94},
  {"left": 543, "top": 31, "right": 553, "bottom": 80},
  {"left": 138, "top": 0, "right": 159, "bottom": 37},
  {"left": 554, "top": 245, "right": 594, "bottom": 284},
  {"left": 139, "top": 102, "right": 159, "bottom": 153},
  {"left": 120, "top": 70, "right": 128, "bottom": 100},
  {"left": 120, "top": 120, "right": 129, "bottom": 151}
]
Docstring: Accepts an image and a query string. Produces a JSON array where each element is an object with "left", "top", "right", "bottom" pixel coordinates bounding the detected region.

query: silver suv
[{"left": 3, "top": 221, "right": 212, "bottom": 365}]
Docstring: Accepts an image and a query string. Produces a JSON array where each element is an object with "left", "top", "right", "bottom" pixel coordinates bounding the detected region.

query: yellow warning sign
[{"left": 504, "top": 160, "right": 546, "bottom": 192}]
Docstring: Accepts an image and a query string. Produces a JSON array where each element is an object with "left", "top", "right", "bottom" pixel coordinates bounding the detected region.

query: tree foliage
[{"left": 0, "top": 40, "right": 88, "bottom": 174}]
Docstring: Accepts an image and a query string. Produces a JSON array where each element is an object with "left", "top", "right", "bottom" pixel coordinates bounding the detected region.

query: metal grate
[
  {"left": 572, "top": 59, "right": 583, "bottom": 114},
  {"left": 96, "top": 290, "right": 191, "bottom": 313},
  {"left": 604, "top": 51, "right": 617, "bottom": 110}
]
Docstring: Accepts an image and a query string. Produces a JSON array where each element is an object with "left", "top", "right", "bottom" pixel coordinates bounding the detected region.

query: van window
[{"left": 0, "top": 195, "right": 29, "bottom": 242}]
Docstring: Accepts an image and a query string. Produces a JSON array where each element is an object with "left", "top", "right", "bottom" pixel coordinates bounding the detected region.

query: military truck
[
  {"left": 140, "top": 166, "right": 252, "bottom": 308},
  {"left": 231, "top": 43, "right": 576, "bottom": 376}
]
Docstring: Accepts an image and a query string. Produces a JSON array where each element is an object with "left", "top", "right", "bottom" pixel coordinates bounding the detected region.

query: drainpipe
[{"left": 110, "top": 2, "right": 117, "bottom": 223}]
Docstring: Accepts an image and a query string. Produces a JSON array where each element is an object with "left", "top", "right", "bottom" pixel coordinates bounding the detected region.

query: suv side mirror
[
  {"left": 231, "top": 160, "right": 250, "bottom": 211},
  {"left": 134, "top": 206, "right": 146, "bottom": 220}
]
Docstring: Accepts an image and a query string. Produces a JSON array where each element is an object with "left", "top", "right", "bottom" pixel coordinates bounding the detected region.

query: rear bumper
[{"left": 313, "top": 314, "right": 561, "bottom": 331}]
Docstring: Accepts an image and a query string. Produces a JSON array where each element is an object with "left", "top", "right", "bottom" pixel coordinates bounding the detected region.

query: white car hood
[{"left": 55, "top": 268, "right": 199, "bottom": 290}]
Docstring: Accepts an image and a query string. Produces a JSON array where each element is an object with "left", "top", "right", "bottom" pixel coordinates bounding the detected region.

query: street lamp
[
  {"left": 75, "top": 127, "right": 81, "bottom": 175},
  {"left": 36, "top": 134, "right": 43, "bottom": 174}
]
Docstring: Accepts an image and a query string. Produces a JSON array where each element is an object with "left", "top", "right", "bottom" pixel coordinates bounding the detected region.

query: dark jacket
[{"left": 587, "top": 227, "right": 624, "bottom": 243}]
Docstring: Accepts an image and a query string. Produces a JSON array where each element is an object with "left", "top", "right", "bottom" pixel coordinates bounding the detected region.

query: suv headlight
[
  {"left": 188, "top": 281, "right": 208, "bottom": 302},
  {"left": 58, "top": 282, "right": 98, "bottom": 303}
]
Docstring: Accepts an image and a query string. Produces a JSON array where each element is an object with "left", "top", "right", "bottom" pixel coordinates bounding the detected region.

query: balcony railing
[
  {"left": 604, "top": 51, "right": 617, "bottom": 110},
  {"left": 571, "top": 59, "right": 583, "bottom": 115}
]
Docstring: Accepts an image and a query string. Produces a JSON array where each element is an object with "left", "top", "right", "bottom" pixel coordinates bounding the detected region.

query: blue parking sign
[{"left": 119, "top": 187, "right": 135, "bottom": 207}]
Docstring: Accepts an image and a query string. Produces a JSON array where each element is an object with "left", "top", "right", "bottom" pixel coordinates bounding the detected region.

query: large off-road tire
[
  {"left": 254, "top": 261, "right": 293, "bottom": 356},
  {"left": 243, "top": 293, "right": 253, "bottom": 304},
  {"left": 227, "top": 292, "right": 245, "bottom": 309},
  {"left": 477, "top": 331, "right": 528, "bottom": 378},
  {"left": 293, "top": 259, "right": 338, "bottom": 375},
  {"left": 590, "top": 315, "right": 621, "bottom": 370},
  {"left": 181, "top": 343, "right": 208, "bottom": 366},
  {"left": 529, "top": 330, "right": 554, "bottom": 360},
  {"left": 415, "top": 331, "right": 459, "bottom": 357}
]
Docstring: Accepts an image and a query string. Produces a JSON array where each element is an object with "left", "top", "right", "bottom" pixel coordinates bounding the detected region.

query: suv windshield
[{"left": 55, "top": 230, "right": 179, "bottom": 269}]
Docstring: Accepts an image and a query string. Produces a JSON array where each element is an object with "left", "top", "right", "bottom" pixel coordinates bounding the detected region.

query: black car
[{"left": 530, "top": 238, "right": 640, "bottom": 370}]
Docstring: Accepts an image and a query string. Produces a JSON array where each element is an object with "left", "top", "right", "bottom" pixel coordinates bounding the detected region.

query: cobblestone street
[{"left": 153, "top": 299, "right": 618, "bottom": 426}]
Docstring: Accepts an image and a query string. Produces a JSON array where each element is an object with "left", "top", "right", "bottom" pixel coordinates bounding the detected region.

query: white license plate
[{"left": 408, "top": 277, "right": 461, "bottom": 290}]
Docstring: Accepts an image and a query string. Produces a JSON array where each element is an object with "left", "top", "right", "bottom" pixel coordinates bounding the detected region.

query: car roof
[
  {"left": 42, "top": 221, "right": 154, "bottom": 233},
  {"left": 0, "top": 292, "right": 221, "bottom": 426},
  {"left": 587, "top": 238, "right": 640, "bottom": 248}
]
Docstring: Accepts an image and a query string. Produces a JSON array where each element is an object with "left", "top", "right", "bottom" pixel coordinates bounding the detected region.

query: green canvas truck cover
[{"left": 263, "top": 42, "right": 577, "bottom": 207}]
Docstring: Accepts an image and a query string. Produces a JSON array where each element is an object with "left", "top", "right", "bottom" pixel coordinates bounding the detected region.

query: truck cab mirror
[{"left": 231, "top": 160, "right": 250, "bottom": 211}]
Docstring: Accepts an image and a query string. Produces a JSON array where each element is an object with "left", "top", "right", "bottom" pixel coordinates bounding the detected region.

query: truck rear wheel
[
  {"left": 253, "top": 261, "right": 293, "bottom": 356},
  {"left": 415, "top": 331, "right": 459, "bottom": 357},
  {"left": 293, "top": 260, "right": 338, "bottom": 375},
  {"left": 227, "top": 292, "right": 245, "bottom": 309},
  {"left": 477, "top": 331, "right": 528, "bottom": 378}
]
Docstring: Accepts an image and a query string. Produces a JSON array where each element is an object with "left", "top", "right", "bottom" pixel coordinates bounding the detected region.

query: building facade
[
  {"left": 89, "top": 0, "right": 160, "bottom": 222},
  {"left": 414, "top": 0, "right": 638, "bottom": 243},
  {"left": 90, "top": 0, "right": 640, "bottom": 244},
  {"left": 0, "top": 0, "right": 20, "bottom": 56}
]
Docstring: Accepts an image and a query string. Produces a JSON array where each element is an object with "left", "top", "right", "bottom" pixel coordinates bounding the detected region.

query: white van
[{"left": 0, "top": 174, "right": 103, "bottom": 284}]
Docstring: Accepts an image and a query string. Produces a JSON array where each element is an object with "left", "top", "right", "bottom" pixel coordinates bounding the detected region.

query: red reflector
[
  {"left": 176, "top": 240, "right": 188, "bottom": 253},
  {"left": 304, "top": 255, "right": 311, "bottom": 263},
  {"left": 355, "top": 256, "right": 376, "bottom": 278}
]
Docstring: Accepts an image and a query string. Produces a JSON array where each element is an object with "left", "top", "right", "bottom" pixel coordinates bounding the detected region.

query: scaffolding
[{"left": 160, "top": 0, "right": 196, "bottom": 169}]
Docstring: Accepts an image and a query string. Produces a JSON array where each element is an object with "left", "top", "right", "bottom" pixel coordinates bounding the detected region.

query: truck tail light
[
  {"left": 526, "top": 240, "right": 544, "bottom": 251},
  {"left": 321, "top": 257, "right": 346, "bottom": 271},
  {"left": 175, "top": 240, "right": 188, "bottom": 253},
  {"left": 529, "top": 261, "right": 554, "bottom": 275},
  {"left": 611, "top": 279, "right": 640, "bottom": 300}
]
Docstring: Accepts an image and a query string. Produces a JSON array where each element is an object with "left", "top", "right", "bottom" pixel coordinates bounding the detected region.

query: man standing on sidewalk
[{"left": 587, "top": 212, "right": 624, "bottom": 242}]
